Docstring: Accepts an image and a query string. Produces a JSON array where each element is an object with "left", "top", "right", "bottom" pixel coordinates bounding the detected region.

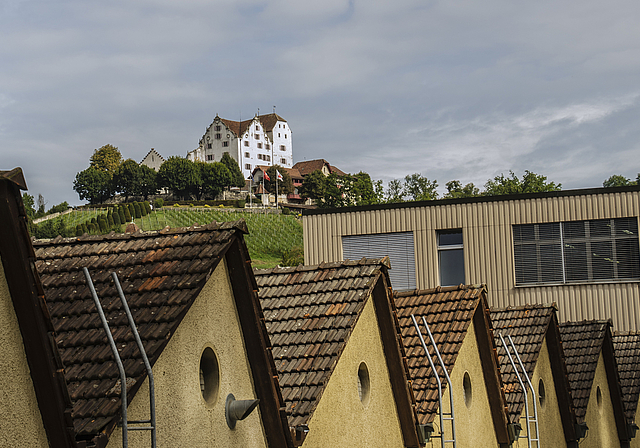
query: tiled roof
[
  {"left": 613, "top": 332, "right": 640, "bottom": 423},
  {"left": 393, "top": 285, "right": 486, "bottom": 424},
  {"left": 490, "top": 304, "right": 555, "bottom": 424},
  {"left": 253, "top": 165, "right": 303, "bottom": 181},
  {"left": 33, "top": 222, "right": 249, "bottom": 443},
  {"left": 558, "top": 320, "right": 609, "bottom": 422},
  {"left": 253, "top": 258, "right": 391, "bottom": 428},
  {"left": 218, "top": 113, "right": 285, "bottom": 138},
  {"left": 292, "top": 159, "right": 345, "bottom": 177}
]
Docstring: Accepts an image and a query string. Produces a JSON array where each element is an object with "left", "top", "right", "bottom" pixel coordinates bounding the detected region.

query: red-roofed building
[{"left": 188, "top": 113, "right": 293, "bottom": 179}]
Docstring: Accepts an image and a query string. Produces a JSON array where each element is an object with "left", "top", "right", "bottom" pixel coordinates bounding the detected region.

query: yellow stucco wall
[
  {"left": 428, "top": 319, "right": 500, "bottom": 448},
  {"left": 579, "top": 352, "right": 621, "bottom": 448},
  {"left": 0, "top": 257, "right": 49, "bottom": 447},
  {"left": 631, "top": 396, "right": 640, "bottom": 448},
  {"left": 107, "top": 258, "right": 268, "bottom": 448},
  {"left": 512, "top": 339, "right": 567, "bottom": 448},
  {"left": 301, "top": 296, "right": 406, "bottom": 448}
]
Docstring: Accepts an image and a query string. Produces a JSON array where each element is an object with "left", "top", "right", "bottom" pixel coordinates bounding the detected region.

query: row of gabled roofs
[{"left": 2, "top": 167, "right": 640, "bottom": 448}]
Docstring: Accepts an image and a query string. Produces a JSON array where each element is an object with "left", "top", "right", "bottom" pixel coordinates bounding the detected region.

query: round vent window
[
  {"left": 357, "top": 362, "right": 371, "bottom": 406},
  {"left": 463, "top": 371, "right": 472, "bottom": 408},
  {"left": 538, "top": 378, "right": 546, "bottom": 409},
  {"left": 200, "top": 347, "right": 220, "bottom": 404}
]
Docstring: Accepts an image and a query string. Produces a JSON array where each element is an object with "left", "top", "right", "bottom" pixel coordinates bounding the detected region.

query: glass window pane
[
  {"left": 438, "top": 231, "right": 463, "bottom": 246},
  {"left": 564, "top": 241, "right": 589, "bottom": 281},
  {"left": 440, "top": 249, "right": 465, "bottom": 286}
]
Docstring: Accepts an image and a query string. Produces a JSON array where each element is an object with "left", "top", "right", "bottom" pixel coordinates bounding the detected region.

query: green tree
[
  {"left": 48, "top": 201, "right": 70, "bottom": 214},
  {"left": 316, "top": 172, "right": 380, "bottom": 208},
  {"left": 264, "top": 165, "right": 293, "bottom": 195},
  {"left": 138, "top": 165, "right": 159, "bottom": 200},
  {"left": 220, "top": 152, "right": 246, "bottom": 188},
  {"left": 484, "top": 170, "right": 561, "bottom": 196},
  {"left": 158, "top": 156, "right": 200, "bottom": 200},
  {"left": 22, "top": 193, "right": 36, "bottom": 219},
  {"left": 299, "top": 170, "right": 327, "bottom": 200},
  {"left": 90, "top": 144, "right": 123, "bottom": 175},
  {"left": 385, "top": 179, "right": 404, "bottom": 203},
  {"left": 113, "top": 159, "right": 142, "bottom": 201},
  {"left": 198, "top": 162, "right": 232, "bottom": 199},
  {"left": 73, "top": 166, "right": 112, "bottom": 204},
  {"left": 403, "top": 173, "right": 438, "bottom": 201},
  {"left": 443, "top": 180, "right": 480, "bottom": 199},
  {"left": 603, "top": 175, "right": 636, "bottom": 188}
]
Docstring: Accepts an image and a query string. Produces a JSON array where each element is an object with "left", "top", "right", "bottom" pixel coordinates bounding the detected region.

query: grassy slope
[{"left": 60, "top": 207, "right": 303, "bottom": 268}]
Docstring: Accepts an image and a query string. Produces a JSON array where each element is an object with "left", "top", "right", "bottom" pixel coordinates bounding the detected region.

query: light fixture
[{"left": 225, "top": 394, "right": 260, "bottom": 429}]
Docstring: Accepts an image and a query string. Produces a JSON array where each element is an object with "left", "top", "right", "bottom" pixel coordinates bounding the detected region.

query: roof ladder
[
  {"left": 411, "top": 315, "right": 457, "bottom": 448},
  {"left": 83, "top": 268, "right": 157, "bottom": 448},
  {"left": 498, "top": 332, "right": 540, "bottom": 448}
]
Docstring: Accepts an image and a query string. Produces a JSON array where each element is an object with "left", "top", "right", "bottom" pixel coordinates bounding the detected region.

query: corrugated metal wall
[{"left": 303, "top": 190, "right": 640, "bottom": 331}]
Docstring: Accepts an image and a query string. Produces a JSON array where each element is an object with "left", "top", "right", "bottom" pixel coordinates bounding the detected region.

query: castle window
[
  {"left": 256, "top": 125, "right": 260, "bottom": 131},
  {"left": 207, "top": 143, "right": 212, "bottom": 149},
  {"left": 266, "top": 155, "right": 270, "bottom": 162},
  {"left": 280, "top": 145, "right": 286, "bottom": 151},
  {"left": 245, "top": 164, "right": 251, "bottom": 170},
  {"left": 255, "top": 134, "right": 260, "bottom": 140},
  {"left": 257, "top": 143, "right": 262, "bottom": 149},
  {"left": 245, "top": 152, "right": 250, "bottom": 158},
  {"left": 215, "top": 133, "right": 221, "bottom": 139},
  {"left": 284, "top": 134, "right": 287, "bottom": 139},
  {"left": 215, "top": 125, "right": 221, "bottom": 131},
  {"left": 258, "top": 154, "right": 263, "bottom": 160},
  {"left": 244, "top": 141, "right": 249, "bottom": 147},
  {"left": 281, "top": 158, "right": 286, "bottom": 164},
  {"left": 265, "top": 144, "right": 270, "bottom": 150},
  {"left": 222, "top": 141, "right": 229, "bottom": 147},
  {"left": 206, "top": 155, "right": 214, "bottom": 161}
]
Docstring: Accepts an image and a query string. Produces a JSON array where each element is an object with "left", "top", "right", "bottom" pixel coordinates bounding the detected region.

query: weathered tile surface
[
  {"left": 393, "top": 285, "right": 484, "bottom": 424},
  {"left": 558, "top": 320, "right": 609, "bottom": 422},
  {"left": 33, "top": 222, "right": 245, "bottom": 438},
  {"left": 254, "top": 258, "right": 389, "bottom": 428},
  {"left": 613, "top": 331, "right": 640, "bottom": 423},
  {"left": 490, "top": 305, "right": 555, "bottom": 424}
]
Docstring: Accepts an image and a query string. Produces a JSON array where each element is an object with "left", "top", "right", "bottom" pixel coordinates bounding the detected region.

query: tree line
[
  {"left": 73, "top": 144, "right": 246, "bottom": 204},
  {"left": 299, "top": 170, "right": 562, "bottom": 208}
]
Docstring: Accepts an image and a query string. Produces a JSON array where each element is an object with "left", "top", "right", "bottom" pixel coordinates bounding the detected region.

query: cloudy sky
[{"left": 2, "top": 0, "right": 640, "bottom": 206}]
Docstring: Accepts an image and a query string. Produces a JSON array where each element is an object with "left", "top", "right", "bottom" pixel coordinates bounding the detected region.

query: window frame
[
  {"left": 437, "top": 229, "right": 465, "bottom": 287},
  {"left": 513, "top": 217, "right": 640, "bottom": 286}
]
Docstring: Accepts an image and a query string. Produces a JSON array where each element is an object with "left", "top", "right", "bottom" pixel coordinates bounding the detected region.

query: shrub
[
  {"left": 113, "top": 210, "right": 121, "bottom": 226},
  {"left": 143, "top": 202, "right": 151, "bottom": 214},
  {"left": 118, "top": 206, "right": 126, "bottom": 223},
  {"left": 124, "top": 206, "right": 132, "bottom": 222},
  {"left": 133, "top": 202, "right": 141, "bottom": 219},
  {"left": 281, "top": 245, "right": 304, "bottom": 267},
  {"left": 236, "top": 200, "right": 246, "bottom": 208},
  {"left": 154, "top": 198, "right": 164, "bottom": 209}
]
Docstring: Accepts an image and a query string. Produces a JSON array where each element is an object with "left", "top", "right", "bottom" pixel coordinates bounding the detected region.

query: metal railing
[
  {"left": 83, "top": 268, "right": 157, "bottom": 448},
  {"left": 411, "top": 315, "right": 457, "bottom": 448},
  {"left": 499, "top": 332, "right": 540, "bottom": 448}
]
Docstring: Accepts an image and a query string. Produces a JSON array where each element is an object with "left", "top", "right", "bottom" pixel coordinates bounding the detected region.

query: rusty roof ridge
[
  {"left": 393, "top": 283, "right": 486, "bottom": 298},
  {"left": 489, "top": 302, "right": 557, "bottom": 313}
]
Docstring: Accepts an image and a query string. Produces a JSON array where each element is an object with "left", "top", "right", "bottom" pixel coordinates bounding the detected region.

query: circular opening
[
  {"left": 463, "top": 371, "right": 472, "bottom": 408},
  {"left": 200, "top": 347, "right": 220, "bottom": 404},
  {"left": 357, "top": 362, "right": 371, "bottom": 406},
  {"left": 538, "top": 378, "right": 546, "bottom": 409},
  {"left": 596, "top": 385, "right": 602, "bottom": 409}
]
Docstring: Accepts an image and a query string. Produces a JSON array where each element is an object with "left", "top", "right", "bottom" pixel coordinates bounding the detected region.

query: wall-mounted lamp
[{"left": 225, "top": 394, "right": 260, "bottom": 429}]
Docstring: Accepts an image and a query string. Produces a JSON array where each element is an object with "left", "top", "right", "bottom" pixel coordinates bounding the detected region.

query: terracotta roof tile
[
  {"left": 33, "top": 221, "right": 245, "bottom": 441},
  {"left": 490, "top": 304, "right": 555, "bottom": 424},
  {"left": 393, "top": 285, "right": 484, "bottom": 424},
  {"left": 559, "top": 320, "right": 609, "bottom": 422},
  {"left": 613, "top": 332, "right": 640, "bottom": 423},
  {"left": 254, "top": 258, "right": 388, "bottom": 428}
]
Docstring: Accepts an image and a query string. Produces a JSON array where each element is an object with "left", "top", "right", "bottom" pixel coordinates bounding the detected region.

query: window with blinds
[
  {"left": 513, "top": 217, "right": 640, "bottom": 285},
  {"left": 342, "top": 232, "right": 416, "bottom": 290}
]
